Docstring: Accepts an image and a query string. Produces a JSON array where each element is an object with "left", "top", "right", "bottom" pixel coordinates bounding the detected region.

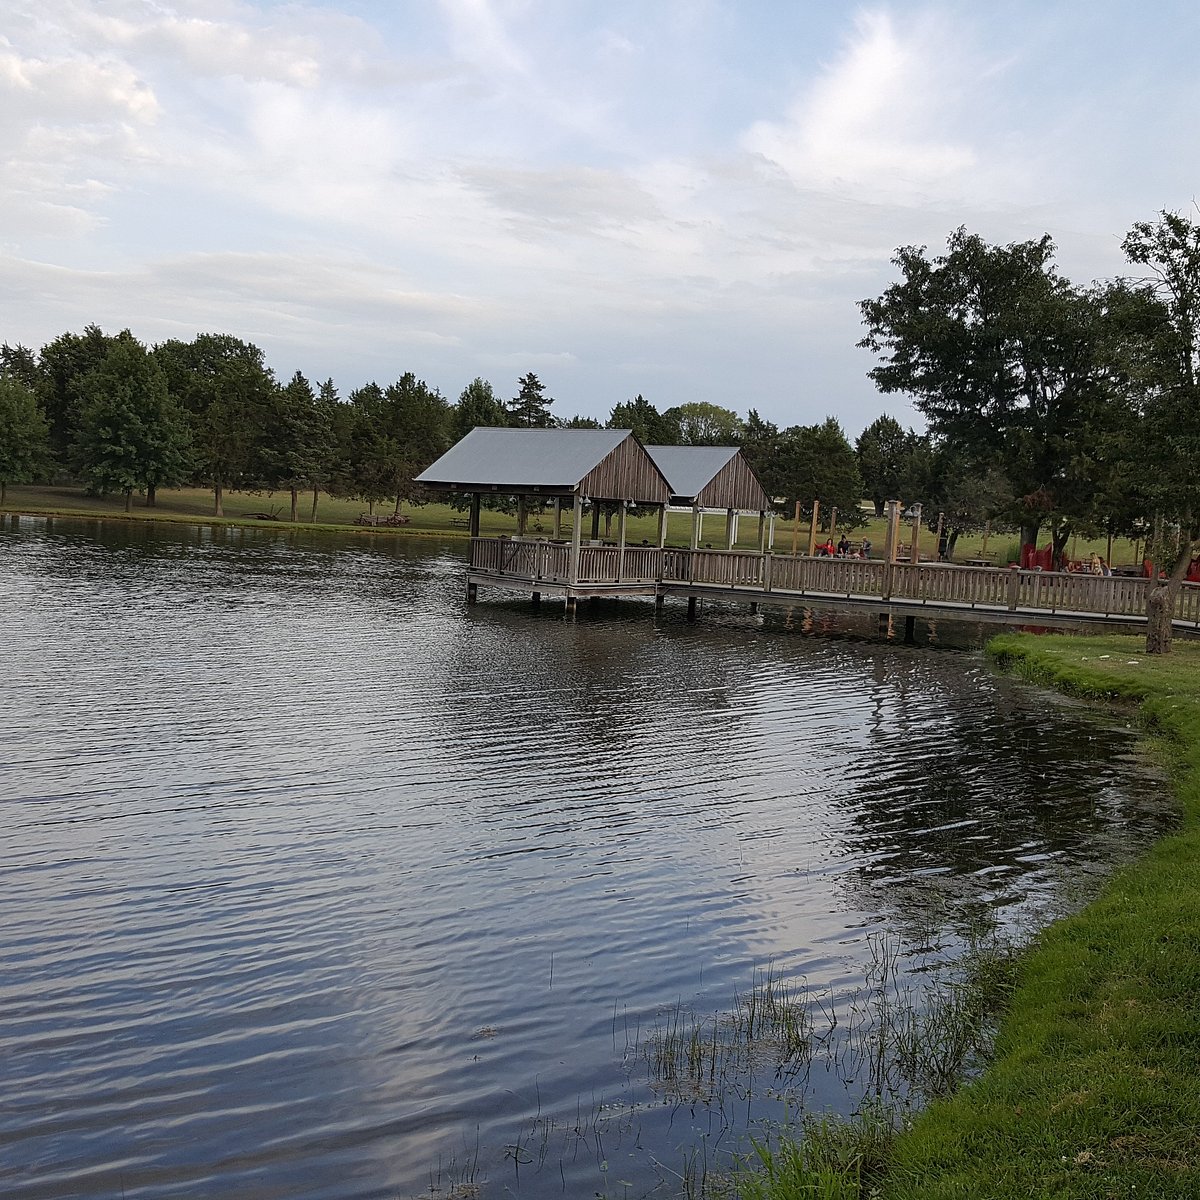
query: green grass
[
  {"left": 744, "top": 634, "right": 1200, "bottom": 1199},
  {"left": 1, "top": 487, "right": 1148, "bottom": 566}
]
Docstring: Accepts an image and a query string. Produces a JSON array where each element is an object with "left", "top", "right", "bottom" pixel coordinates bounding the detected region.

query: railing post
[
  {"left": 1007, "top": 568, "right": 1020, "bottom": 610},
  {"left": 763, "top": 552, "right": 773, "bottom": 593}
]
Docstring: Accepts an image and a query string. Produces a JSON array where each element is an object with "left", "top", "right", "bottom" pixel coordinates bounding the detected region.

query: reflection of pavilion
[{"left": 417, "top": 428, "right": 1200, "bottom": 631}]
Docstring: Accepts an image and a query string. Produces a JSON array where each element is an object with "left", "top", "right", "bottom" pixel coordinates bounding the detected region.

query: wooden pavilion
[
  {"left": 414, "top": 427, "right": 673, "bottom": 608},
  {"left": 643, "top": 445, "right": 774, "bottom": 550}
]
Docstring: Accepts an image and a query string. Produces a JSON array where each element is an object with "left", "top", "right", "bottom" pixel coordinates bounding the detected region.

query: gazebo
[
  {"left": 415, "top": 427, "right": 673, "bottom": 606},
  {"left": 643, "top": 445, "right": 774, "bottom": 550}
]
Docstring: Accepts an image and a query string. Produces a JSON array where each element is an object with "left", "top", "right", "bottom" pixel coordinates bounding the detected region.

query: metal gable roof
[
  {"left": 642, "top": 445, "right": 741, "bottom": 501},
  {"left": 416, "top": 427, "right": 634, "bottom": 490}
]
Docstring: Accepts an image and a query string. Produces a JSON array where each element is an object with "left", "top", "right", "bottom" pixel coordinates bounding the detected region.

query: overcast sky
[{"left": 3, "top": 1, "right": 1198, "bottom": 436}]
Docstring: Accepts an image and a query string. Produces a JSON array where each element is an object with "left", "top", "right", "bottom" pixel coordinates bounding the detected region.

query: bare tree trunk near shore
[
  {"left": 1146, "top": 535, "right": 1200, "bottom": 654},
  {"left": 290, "top": 488, "right": 299, "bottom": 522},
  {"left": 310, "top": 487, "right": 319, "bottom": 523},
  {"left": 214, "top": 484, "right": 223, "bottom": 517}
]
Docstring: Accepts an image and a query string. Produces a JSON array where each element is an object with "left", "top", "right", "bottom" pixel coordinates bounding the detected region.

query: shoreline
[{"left": 865, "top": 634, "right": 1200, "bottom": 1198}]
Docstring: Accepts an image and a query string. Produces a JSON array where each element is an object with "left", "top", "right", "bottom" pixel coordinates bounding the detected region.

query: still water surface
[{"left": 0, "top": 518, "right": 1173, "bottom": 1198}]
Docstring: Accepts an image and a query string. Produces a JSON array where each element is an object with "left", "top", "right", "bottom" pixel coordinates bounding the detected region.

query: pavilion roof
[
  {"left": 415, "top": 427, "right": 672, "bottom": 504},
  {"left": 643, "top": 445, "right": 771, "bottom": 512}
]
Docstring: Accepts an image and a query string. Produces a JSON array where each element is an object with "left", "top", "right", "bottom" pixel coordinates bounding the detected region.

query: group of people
[
  {"left": 816, "top": 535, "right": 871, "bottom": 559},
  {"left": 1065, "top": 553, "right": 1113, "bottom": 575}
]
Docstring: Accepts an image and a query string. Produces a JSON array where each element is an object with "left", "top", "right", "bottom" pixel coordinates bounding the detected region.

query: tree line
[
  {"left": 1, "top": 207, "right": 1197, "bottom": 600},
  {"left": 0, "top": 331, "right": 868, "bottom": 521}
]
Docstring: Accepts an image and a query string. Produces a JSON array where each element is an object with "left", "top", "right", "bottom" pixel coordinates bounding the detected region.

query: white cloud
[{"left": 742, "top": 10, "right": 1011, "bottom": 207}]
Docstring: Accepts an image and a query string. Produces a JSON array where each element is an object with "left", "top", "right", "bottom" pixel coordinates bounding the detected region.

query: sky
[{"left": 3, "top": 1, "right": 1199, "bottom": 437}]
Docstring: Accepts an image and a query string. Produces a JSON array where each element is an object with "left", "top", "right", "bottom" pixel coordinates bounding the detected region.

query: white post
[
  {"left": 726, "top": 508, "right": 736, "bottom": 550},
  {"left": 691, "top": 506, "right": 701, "bottom": 550}
]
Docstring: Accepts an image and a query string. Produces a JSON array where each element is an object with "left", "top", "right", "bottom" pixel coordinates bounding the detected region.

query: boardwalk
[{"left": 468, "top": 537, "right": 1200, "bottom": 631}]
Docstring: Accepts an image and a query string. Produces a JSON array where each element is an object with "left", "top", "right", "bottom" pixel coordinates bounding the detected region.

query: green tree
[
  {"left": 562, "top": 414, "right": 602, "bottom": 428},
  {"left": 860, "top": 228, "right": 1119, "bottom": 557},
  {"left": 508, "top": 372, "right": 555, "bottom": 427},
  {"left": 661, "top": 401, "right": 743, "bottom": 446},
  {"left": 1, "top": 343, "right": 39, "bottom": 390},
  {"left": 608, "top": 394, "right": 675, "bottom": 444},
  {"left": 856, "top": 414, "right": 915, "bottom": 516},
  {"left": 73, "top": 339, "right": 191, "bottom": 511},
  {"left": 1120, "top": 209, "right": 1200, "bottom": 651},
  {"left": 0, "top": 377, "right": 50, "bottom": 503},
  {"left": 771, "top": 417, "right": 863, "bottom": 527},
  {"left": 262, "top": 371, "right": 334, "bottom": 521},
  {"left": 36, "top": 325, "right": 126, "bottom": 465},
  {"left": 153, "top": 334, "right": 276, "bottom": 515},
  {"left": 452, "top": 377, "right": 507, "bottom": 441}
]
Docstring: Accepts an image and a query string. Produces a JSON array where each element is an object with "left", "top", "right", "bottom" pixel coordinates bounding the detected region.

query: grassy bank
[
  {"left": 746, "top": 633, "right": 1200, "bottom": 1198},
  {"left": 0, "top": 485, "right": 1145, "bottom": 566}
]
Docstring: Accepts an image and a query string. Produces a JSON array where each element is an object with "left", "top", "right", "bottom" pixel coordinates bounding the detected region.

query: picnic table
[{"left": 355, "top": 513, "right": 410, "bottom": 527}]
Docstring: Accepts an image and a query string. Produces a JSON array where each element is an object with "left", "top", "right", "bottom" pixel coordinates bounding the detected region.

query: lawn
[{"left": 0, "top": 486, "right": 1148, "bottom": 566}]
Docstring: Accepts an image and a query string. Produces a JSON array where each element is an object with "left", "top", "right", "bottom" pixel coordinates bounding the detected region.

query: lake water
[{"left": 0, "top": 517, "right": 1173, "bottom": 1199}]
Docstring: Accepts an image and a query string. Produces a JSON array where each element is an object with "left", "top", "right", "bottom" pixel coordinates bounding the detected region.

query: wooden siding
[
  {"left": 692, "top": 451, "right": 771, "bottom": 512},
  {"left": 577, "top": 435, "right": 672, "bottom": 505}
]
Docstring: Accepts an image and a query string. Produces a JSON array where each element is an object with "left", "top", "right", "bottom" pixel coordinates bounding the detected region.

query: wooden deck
[{"left": 467, "top": 537, "right": 1200, "bottom": 631}]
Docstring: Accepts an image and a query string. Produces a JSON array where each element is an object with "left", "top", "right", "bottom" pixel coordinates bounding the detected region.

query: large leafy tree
[
  {"left": 0, "top": 377, "right": 50, "bottom": 503},
  {"left": 73, "top": 338, "right": 191, "bottom": 510},
  {"left": 507, "top": 372, "right": 555, "bottom": 428},
  {"left": 661, "top": 401, "right": 743, "bottom": 446},
  {"left": 769, "top": 417, "right": 863, "bottom": 527},
  {"left": 859, "top": 228, "right": 1119, "bottom": 555},
  {"left": 153, "top": 334, "right": 276, "bottom": 515},
  {"left": 36, "top": 325, "right": 126, "bottom": 465},
  {"left": 1119, "top": 209, "right": 1200, "bottom": 651}
]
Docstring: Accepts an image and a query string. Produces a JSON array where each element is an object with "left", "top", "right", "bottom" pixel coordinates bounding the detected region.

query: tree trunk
[
  {"left": 1019, "top": 521, "right": 1041, "bottom": 552},
  {"left": 1051, "top": 525, "right": 1071, "bottom": 572},
  {"left": 290, "top": 488, "right": 299, "bottom": 522},
  {"left": 214, "top": 484, "right": 223, "bottom": 517},
  {"left": 124, "top": 489, "right": 133, "bottom": 513},
  {"left": 946, "top": 529, "right": 960, "bottom": 559},
  {"left": 146, "top": 484, "right": 157, "bottom": 507},
  {"left": 368, "top": 498, "right": 375, "bottom": 516},
  {"left": 1145, "top": 535, "right": 1200, "bottom": 654},
  {"left": 310, "top": 487, "right": 319, "bottom": 523},
  {"left": 393, "top": 494, "right": 403, "bottom": 517}
]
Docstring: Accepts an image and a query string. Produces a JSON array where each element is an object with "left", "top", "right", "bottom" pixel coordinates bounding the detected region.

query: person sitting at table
[
  {"left": 819, "top": 537, "right": 835, "bottom": 556},
  {"left": 861, "top": 537, "right": 872, "bottom": 558},
  {"left": 1089, "top": 553, "right": 1104, "bottom": 575},
  {"left": 837, "top": 534, "right": 850, "bottom": 556}
]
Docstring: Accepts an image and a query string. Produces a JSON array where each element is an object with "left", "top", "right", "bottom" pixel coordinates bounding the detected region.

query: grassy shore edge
[{"left": 882, "top": 633, "right": 1200, "bottom": 1198}]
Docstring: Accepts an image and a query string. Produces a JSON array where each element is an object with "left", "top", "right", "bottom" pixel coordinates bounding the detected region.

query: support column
[
  {"left": 531, "top": 591, "right": 541, "bottom": 605},
  {"left": 829, "top": 506, "right": 839, "bottom": 546},
  {"left": 725, "top": 508, "right": 736, "bottom": 551},
  {"left": 517, "top": 494, "right": 527, "bottom": 536},
  {"left": 768, "top": 512, "right": 776, "bottom": 551},
  {"left": 591, "top": 501, "right": 601, "bottom": 540},
  {"left": 467, "top": 580, "right": 478, "bottom": 604},
  {"left": 791, "top": 500, "right": 801, "bottom": 555},
  {"left": 657, "top": 505, "right": 668, "bottom": 547},
  {"left": 904, "top": 614, "right": 916, "bottom": 643},
  {"left": 909, "top": 502, "right": 923, "bottom": 564},
  {"left": 469, "top": 493, "right": 481, "bottom": 538},
  {"left": 690, "top": 506, "right": 701, "bottom": 550},
  {"left": 565, "top": 595, "right": 577, "bottom": 617},
  {"left": 569, "top": 494, "right": 583, "bottom": 586},
  {"left": 807, "top": 500, "right": 820, "bottom": 556},
  {"left": 553, "top": 497, "right": 562, "bottom": 540},
  {"left": 756, "top": 511, "right": 767, "bottom": 553},
  {"left": 617, "top": 501, "right": 628, "bottom": 581},
  {"left": 882, "top": 499, "right": 901, "bottom": 601},
  {"left": 687, "top": 595, "right": 697, "bottom": 621}
]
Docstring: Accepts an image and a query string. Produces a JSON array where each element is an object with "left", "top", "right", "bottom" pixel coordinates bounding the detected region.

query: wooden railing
[{"left": 469, "top": 539, "right": 1200, "bottom": 627}]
